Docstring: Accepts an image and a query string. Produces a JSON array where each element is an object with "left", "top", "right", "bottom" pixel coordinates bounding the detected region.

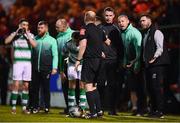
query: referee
[{"left": 75, "top": 11, "right": 106, "bottom": 119}]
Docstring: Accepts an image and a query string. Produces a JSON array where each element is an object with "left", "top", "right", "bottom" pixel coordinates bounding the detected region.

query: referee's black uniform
[{"left": 80, "top": 23, "right": 106, "bottom": 116}]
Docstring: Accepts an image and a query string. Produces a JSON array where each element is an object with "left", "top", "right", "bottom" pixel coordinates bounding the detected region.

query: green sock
[
  {"left": 79, "top": 88, "right": 87, "bottom": 110},
  {"left": 68, "top": 88, "right": 75, "bottom": 108},
  {"left": 22, "top": 91, "right": 29, "bottom": 110},
  {"left": 11, "top": 91, "right": 18, "bottom": 109}
]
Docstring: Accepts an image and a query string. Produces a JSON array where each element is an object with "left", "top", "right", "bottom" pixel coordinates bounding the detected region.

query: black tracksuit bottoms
[
  {"left": 145, "top": 66, "right": 165, "bottom": 112},
  {"left": 31, "top": 70, "right": 51, "bottom": 109}
]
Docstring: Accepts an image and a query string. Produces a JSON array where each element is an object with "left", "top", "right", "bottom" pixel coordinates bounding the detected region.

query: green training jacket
[
  {"left": 32, "top": 32, "right": 58, "bottom": 72},
  {"left": 56, "top": 27, "right": 74, "bottom": 72},
  {"left": 121, "top": 24, "right": 142, "bottom": 72}
]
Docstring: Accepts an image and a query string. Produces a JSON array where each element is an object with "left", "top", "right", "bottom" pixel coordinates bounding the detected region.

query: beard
[{"left": 38, "top": 31, "right": 46, "bottom": 37}]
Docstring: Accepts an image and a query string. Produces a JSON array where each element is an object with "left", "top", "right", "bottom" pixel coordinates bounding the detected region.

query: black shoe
[
  {"left": 26, "top": 107, "right": 33, "bottom": 113},
  {"left": 108, "top": 111, "right": 118, "bottom": 116},
  {"left": 147, "top": 111, "right": 164, "bottom": 119},
  {"left": 132, "top": 110, "right": 144, "bottom": 117},
  {"left": 32, "top": 108, "right": 39, "bottom": 114},
  {"left": 97, "top": 110, "right": 103, "bottom": 117},
  {"left": 85, "top": 113, "right": 97, "bottom": 119},
  {"left": 136, "top": 112, "right": 144, "bottom": 117},
  {"left": 131, "top": 109, "right": 138, "bottom": 116},
  {"left": 44, "top": 108, "right": 49, "bottom": 113}
]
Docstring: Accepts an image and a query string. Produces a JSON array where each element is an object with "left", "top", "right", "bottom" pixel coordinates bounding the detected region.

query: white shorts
[
  {"left": 13, "top": 62, "right": 32, "bottom": 81},
  {"left": 67, "top": 63, "right": 82, "bottom": 81}
]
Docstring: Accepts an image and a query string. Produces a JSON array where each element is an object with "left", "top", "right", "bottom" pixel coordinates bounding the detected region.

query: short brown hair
[
  {"left": 104, "top": 7, "right": 115, "bottom": 14},
  {"left": 19, "top": 18, "right": 28, "bottom": 24},
  {"left": 38, "top": 20, "right": 48, "bottom": 26},
  {"left": 140, "top": 14, "right": 153, "bottom": 21}
]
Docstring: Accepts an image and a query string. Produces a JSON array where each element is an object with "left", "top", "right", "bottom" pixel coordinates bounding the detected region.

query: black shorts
[
  {"left": 81, "top": 58, "right": 101, "bottom": 83},
  {"left": 125, "top": 69, "right": 143, "bottom": 92}
]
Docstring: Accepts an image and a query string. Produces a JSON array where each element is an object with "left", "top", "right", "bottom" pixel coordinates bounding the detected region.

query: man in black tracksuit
[
  {"left": 140, "top": 15, "right": 170, "bottom": 118},
  {"left": 101, "top": 7, "right": 124, "bottom": 115}
]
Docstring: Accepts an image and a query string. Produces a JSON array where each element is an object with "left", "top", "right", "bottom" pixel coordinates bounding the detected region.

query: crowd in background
[{"left": 0, "top": 0, "right": 180, "bottom": 40}]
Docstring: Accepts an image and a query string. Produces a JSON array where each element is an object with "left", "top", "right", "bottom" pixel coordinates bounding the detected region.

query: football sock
[
  {"left": 68, "top": 88, "right": 76, "bottom": 108},
  {"left": 22, "top": 90, "right": 29, "bottom": 110},
  {"left": 86, "top": 91, "right": 96, "bottom": 114},
  {"left": 79, "top": 88, "right": 86, "bottom": 110},
  {"left": 94, "top": 89, "right": 102, "bottom": 112},
  {"left": 11, "top": 91, "right": 18, "bottom": 110}
]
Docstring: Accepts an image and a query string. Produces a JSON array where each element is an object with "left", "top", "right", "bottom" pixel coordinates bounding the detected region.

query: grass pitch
[{"left": 0, "top": 105, "right": 180, "bottom": 122}]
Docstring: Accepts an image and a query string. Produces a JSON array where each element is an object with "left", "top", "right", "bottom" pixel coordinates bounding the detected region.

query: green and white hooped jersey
[{"left": 12, "top": 32, "right": 34, "bottom": 63}]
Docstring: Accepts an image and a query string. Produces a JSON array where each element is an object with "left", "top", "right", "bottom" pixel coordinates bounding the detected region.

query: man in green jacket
[
  {"left": 55, "top": 18, "right": 74, "bottom": 114},
  {"left": 118, "top": 14, "right": 146, "bottom": 116},
  {"left": 30, "top": 21, "right": 58, "bottom": 113}
]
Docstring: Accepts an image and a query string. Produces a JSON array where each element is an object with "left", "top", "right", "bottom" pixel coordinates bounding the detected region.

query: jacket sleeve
[
  {"left": 59, "top": 54, "right": 65, "bottom": 72},
  {"left": 133, "top": 30, "right": 142, "bottom": 71},
  {"left": 52, "top": 38, "right": 58, "bottom": 69}
]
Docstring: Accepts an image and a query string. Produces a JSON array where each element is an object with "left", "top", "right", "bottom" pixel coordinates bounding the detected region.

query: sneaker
[
  {"left": 81, "top": 110, "right": 86, "bottom": 118},
  {"left": 159, "top": 115, "right": 165, "bottom": 119},
  {"left": 131, "top": 109, "right": 138, "bottom": 116},
  {"left": 38, "top": 107, "right": 45, "bottom": 113},
  {"left": 85, "top": 113, "right": 97, "bottom": 119},
  {"left": 22, "top": 109, "right": 30, "bottom": 114},
  {"left": 154, "top": 112, "right": 164, "bottom": 119},
  {"left": 32, "top": 108, "right": 39, "bottom": 114},
  {"left": 26, "top": 107, "right": 33, "bottom": 113},
  {"left": 44, "top": 108, "right": 49, "bottom": 113},
  {"left": 134, "top": 111, "right": 144, "bottom": 117},
  {"left": 65, "top": 113, "right": 70, "bottom": 117},
  {"left": 97, "top": 110, "right": 103, "bottom": 117},
  {"left": 147, "top": 111, "right": 164, "bottom": 119},
  {"left": 11, "top": 109, "right": 16, "bottom": 114},
  {"left": 136, "top": 113, "right": 143, "bottom": 117},
  {"left": 108, "top": 111, "right": 118, "bottom": 116}
]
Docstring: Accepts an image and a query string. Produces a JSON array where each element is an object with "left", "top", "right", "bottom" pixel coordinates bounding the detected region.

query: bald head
[
  {"left": 84, "top": 11, "right": 96, "bottom": 24},
  {"left": 55, "top": 18, "right": 68, "bottom": 32}
]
